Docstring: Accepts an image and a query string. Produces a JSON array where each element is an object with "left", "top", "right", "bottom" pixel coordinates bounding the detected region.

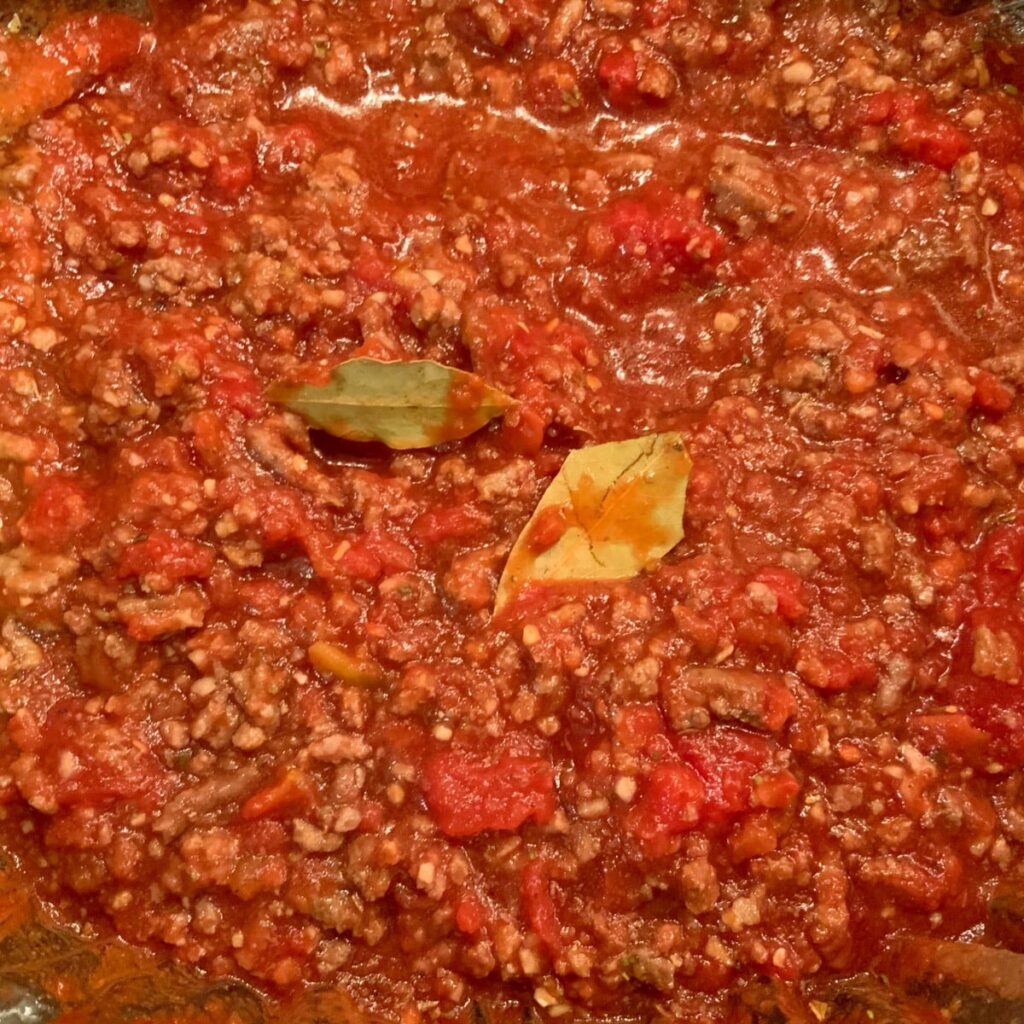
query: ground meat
[
  {"left": 116, "top": 589, "right": 210, "bottom": 641},
  {"left": 811, "top": 858, "right": 852, "bottom": 968},
  {"left": 0, "top": 1, "right": 1021, "bottom": 1023},
  {"left": 679, "top": 856, "right": 720, "bottom": 915},
  {"left": 154, "top": 764, "right": 263, "bottom": 840},
  {"left": 971, "top": 626, "right": 1020, "bottom": 683},
  {"left": 708, "top": 145, "right": 809, "bottom": 238},
  {"left": 858, "top": 521, "right": 896, "bottom": 576},
  {"left": 661, "top": 667, "right": 794, "bottom": 733},
  {"left": 245, "top": 416, "right": 351, "bottom": 507},
  {"left": 0, "top": 430, "right": 40, "bottom": 462}
]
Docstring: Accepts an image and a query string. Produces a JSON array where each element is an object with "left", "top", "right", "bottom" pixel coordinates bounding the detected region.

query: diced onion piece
[{"left": 309, "top": 641, "right": 382, "bottom": 686}]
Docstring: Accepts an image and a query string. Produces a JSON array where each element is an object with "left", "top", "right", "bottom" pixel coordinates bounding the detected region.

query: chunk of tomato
[
  {"left": 116, "top": 530, "right": 216, "bottom": 582},
  {"left": 973, "top": 521, "right": 1024, "bottom": 606},
  {"left": 411, "top": 505, "right": 488, "bottom": 544},
  {"left": 753, "top": 566, "right": 808, "bottom": 621},
  {"left": 599, "top": 188, "right": 727, "bottom": 276},
  {"left": 520, "top": 858, "right": 562, "bottom": 952},
  {"left": 19, "top": 476, "right": 96, "bottom": 551},
  {"left": 892, "top": 114, "right": 970, "bottom": 171},
  {"left": 421, "top": 750, "right": 556, "bottom": 837},
  {"left": 14, "top": 702, "right": 168, "bottom": 810},
  {"left": 596, "top": 48, "right": 639, "bottom": 107},
  {"left": 626, "top": 763, "right": 707, "bottom": 855},
  {"left": 675, "top": 727, "right": 771, "bottom": 821}
]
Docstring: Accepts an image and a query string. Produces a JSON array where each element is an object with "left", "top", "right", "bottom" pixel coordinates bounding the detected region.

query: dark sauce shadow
[{"left": 308, "top": 429, "right": 396, "bottom": 469}]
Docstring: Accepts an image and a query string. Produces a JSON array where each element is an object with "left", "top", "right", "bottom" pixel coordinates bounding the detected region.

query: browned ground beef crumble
[{"left": 1, "top": 0, "right": 1024, "bottom": 1021}]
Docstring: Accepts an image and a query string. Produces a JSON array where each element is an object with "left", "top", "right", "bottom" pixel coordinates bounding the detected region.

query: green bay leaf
[
  {"left": 267, "top": 358, "right": 513, "bottom": 450},
  {"left": 495, "top": 432, "right": 692, "bottom": 612}
]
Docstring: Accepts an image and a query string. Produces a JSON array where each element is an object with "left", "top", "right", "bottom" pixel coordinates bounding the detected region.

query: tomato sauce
[{"left": 0, "top": 0, "right": 1023, "bottom": 1021}]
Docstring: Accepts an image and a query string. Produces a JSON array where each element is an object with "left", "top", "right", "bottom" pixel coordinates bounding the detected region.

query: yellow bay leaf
[{"left": 495, "top": 432, "right": 692, "bottom": 612}]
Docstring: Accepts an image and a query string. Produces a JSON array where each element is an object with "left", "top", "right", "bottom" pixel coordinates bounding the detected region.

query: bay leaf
[
  {"left": 495, "top": 432, "right": 692, "bottom": 612},
  {"left": 268, "top": 358, "right": 513, "bottom": 450}
]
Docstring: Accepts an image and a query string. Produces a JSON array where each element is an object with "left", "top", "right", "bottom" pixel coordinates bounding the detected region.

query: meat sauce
[{"left": 0, "top": 0, "right": 1023, "bottom": 1021}]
